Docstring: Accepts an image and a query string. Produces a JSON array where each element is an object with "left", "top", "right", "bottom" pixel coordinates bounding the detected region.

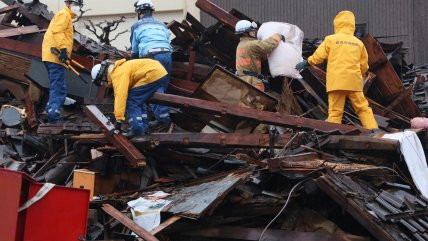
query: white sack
[{"left": 257, "top": 22, "right": 304, "bottom": 79}]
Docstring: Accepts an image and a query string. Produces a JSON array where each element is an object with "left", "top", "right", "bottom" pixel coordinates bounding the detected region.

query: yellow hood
[{"left": 334, "top": 11, "right": 355, "bottom": 35}]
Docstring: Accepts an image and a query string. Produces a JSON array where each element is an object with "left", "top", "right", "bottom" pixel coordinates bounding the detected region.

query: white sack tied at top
[{"left": 257, "top": 22, "right": 304, "bottom": 79}]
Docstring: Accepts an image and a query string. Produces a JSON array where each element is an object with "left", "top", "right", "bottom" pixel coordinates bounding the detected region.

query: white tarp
[
  {"left": 127, "top": 191, "right": 171, "bottom": 232},
  {"left": 382, "top": 131, "right": 428, "bottom": 200},
  {"left": 257, "top": 22, "right": 304, "bottom": 79}
]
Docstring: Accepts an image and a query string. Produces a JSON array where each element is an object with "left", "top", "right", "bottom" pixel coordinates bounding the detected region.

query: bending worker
[
  {"left": 91, "top": 59, "right": 167, "bottom": 136},
  {"left": 235, "top": 20, "right": 283, "bottom": 91},
  {"left": 42, "top": 0, "right": 82, "bottom": 123},
  {"left": 295, "top": 11, "right": 379, "bottom": 131},
  {"left": 131, "top": 0, "right": 171, "bottom": 127}
]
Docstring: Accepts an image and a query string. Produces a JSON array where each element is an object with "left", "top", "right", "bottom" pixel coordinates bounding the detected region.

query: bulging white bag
[{"left": 257, "top": 22, "right": 304, "bottom": 79}]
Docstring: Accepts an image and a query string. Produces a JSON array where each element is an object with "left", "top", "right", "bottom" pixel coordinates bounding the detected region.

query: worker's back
[{"left": 308, "top": 11, "right": 369, "bottom": 93}]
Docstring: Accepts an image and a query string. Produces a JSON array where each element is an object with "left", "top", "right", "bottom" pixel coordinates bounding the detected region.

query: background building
[
  {"left": 0, "top": 0, "right": 200, "bottom": 50},
  {"left": 200, "top": 0, "right": 428, "bottom": 65}
]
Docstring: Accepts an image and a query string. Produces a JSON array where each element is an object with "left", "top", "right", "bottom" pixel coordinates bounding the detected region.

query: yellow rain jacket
[
  {"left": 308, "top": 11, "right": 369, "bottom": 92},
  {"left": 108, "top": 59, "right": 167, "bottom": 121},
  {"left": 42, "top": 6, "right": 76, "bottom": 65}
]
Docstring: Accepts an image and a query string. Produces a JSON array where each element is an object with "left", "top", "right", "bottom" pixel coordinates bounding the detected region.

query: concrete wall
[
  {"left": 201, "top": 0, "right": 428, "bottom": 64},
  {"left": 0, "top": 0, "right": 200, "bottom": 50}
]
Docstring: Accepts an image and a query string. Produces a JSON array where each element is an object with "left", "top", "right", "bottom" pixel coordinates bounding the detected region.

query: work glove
[
  {"left": 110, "top": 120, "right": 123, "bottom": 135},
  {"left": 295, "top": 60, "right": 308, "bottom": 72},
  {"left": 131, "top": 52, "right": 139, "bottom": 59},
  {"left": 59, "top": 48, "right": 68, "bottom": 64}
]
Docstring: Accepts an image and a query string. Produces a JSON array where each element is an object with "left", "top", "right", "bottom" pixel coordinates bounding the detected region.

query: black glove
[
  {"left": 295, "top": 60, "right": 309, "bottom": 72},
  {"left": 131, "top": 52, "right": 139, "bottom": 59},
  {"left": 115, "top": 120, "right": 122, "bottom": 131},
  {"left": 59, "top": 48, "right": 68, "bottom": 64},
  {"left": 281, "top": 34, "right": 286, "bottom": 42},
  {"left": 109, "top": 120, "right": 122, "bottom": 135}
]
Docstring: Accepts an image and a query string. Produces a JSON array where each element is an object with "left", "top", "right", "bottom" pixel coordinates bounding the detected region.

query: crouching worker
[
  {"left": 295, "top": 10, "right": 379, "bottom": 131},
  {"left": 91, "top": 58, "right": 169, "bottom": 136}
]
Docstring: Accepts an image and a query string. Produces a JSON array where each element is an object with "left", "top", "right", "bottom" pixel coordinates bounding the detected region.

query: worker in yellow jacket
[
  {"left": 91, "top": 59, "right": 168, "bottom": 136},
  {"left": 296, "top": 11, "right": 378, "bottom": 130},
  {"left": 235, "top": 20, "right": 283, "bottom": 91},
  {"left": 42, "top": 0, "right": 83, "bottom": 123}
]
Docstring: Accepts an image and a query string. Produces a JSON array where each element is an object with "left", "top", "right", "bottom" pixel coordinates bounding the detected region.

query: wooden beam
[
  {"left": 0, "top": 25, "right": 45, "bottom": 37},
  {"left": 325, "top": 135, "right": 399, "bottom": 151},
  {"left": 151, "top": 93, "right": 371, "bottom": 135},
  {"left": 84, "top": 105, "right": 146, "bottom": 167},
  {"left": 150, "top": 216, "right": 182, "bottom": 235},
  {"left": 195, "top": 0, "right": 239, "bottom": 30},
  {"left": 101, "top": 204, "right": 160, "bottom": 241}
]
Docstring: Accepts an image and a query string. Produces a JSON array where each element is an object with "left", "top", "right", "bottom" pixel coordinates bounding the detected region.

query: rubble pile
[{"left": 1, "top": 0, "right": 428, "bottom": 241}]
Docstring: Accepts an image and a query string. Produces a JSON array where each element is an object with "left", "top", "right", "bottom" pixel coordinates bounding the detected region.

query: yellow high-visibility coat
[
  {"left": 308, "top": 11, "right": 369, "bottom": 92},
  {"left": 108, "top": 59, "right": 167, "bottom": 121},
  {"left": 42, "top": 6, "right": 76, "bottom": 65}
]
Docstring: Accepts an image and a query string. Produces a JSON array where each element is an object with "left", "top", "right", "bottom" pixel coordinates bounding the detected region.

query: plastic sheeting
[
  {"left": 257, "top": 22, "right": 304, "bottom": 79},
  {"left": 383, "top": 131, "right": 428, "bottom": 200}
]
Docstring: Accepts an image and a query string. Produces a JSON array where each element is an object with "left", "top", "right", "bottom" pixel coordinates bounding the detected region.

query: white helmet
[
  {"left": 235, "top": 20, "right": 258, "bottom": 35},
  {"left": 134, "top": 0, "right": 154, "bottom": 12},
  {"left": 91, "top": 64, "right": 102, "bottom": 80}
]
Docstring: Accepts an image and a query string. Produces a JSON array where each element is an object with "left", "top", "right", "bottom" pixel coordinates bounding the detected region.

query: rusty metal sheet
[
  {"left": 166, "top": 172, "right": 250, "bottom": 219},
  {"left": 84, "top": 105, "right": 146, "bottom": 167},
  {"left": 362, "top": 34, "right": 421, "bottom": 118},
  {"left": 151, "top": 93, "right": 371, "bottom": 135},
  {"left": 101, "top": 204, "right": 159, "bottom": 241},
  {"left": 132, "top": 133, "right": 294, "bottom": 149},
  {"left": 185, "top": 226, "right": 353, "bottom": 241}
]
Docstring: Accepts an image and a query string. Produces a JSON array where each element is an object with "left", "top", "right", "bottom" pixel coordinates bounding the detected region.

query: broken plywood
[{"left": 166, "top": 172, "right": 250, "bottom": 219}]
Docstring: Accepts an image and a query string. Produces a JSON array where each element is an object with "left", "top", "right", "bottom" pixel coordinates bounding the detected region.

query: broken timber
[
  {"left": 362, "top": 34, "right": 421, "bottom": 118},
  {"left": 151, "top": 93, "right": 371, "bottom": 135},
  {"left": 101, "top": 204, "right": 159, "bottom": 241},
  {"left": 195, "top": 0, "right": 239, "bottom": 30},
  {"left": 324, "top": 135, "right": 400, "bottom": 151},
  {"left": 132, "top": 133, "right": 298, "bottom": 149},
  {"left": 84, "top": 105, "right": 146, "bottom": 167}
]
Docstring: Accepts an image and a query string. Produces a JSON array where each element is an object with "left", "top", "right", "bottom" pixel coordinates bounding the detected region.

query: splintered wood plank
[
  {"left": 150, "top": 216, "right": 182, "bottom": 235},
  {"left": 362, "top": 34, "right": 421, "bottom": 118},
  {"left": 101, "top": 204, "right": 159, "bottom": 241}
]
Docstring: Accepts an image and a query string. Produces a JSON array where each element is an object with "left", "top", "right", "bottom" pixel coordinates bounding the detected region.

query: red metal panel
[
  {"left": 23, "top": 184, "right": 90, "bottom": 241},
  {"left": 0, "top": 169, "right": 24, "bottom": 241},
  {"left": 0, "top": 169, "right": 89, "bottom": 241}
]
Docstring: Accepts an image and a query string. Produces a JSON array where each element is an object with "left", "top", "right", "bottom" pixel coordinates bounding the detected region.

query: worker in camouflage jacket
[
  {"left": 130, "top": 0, "right": 172, "bottom": 128},
  {"left": 235, "top": 20, "right": 283, "bottom": 91},
  {"left": 91, "top": 59, "right": 167, "bottom": 136},
  {"left": 42, "top": 0, "right": 83, "bottom": 123},
  {"left": 296, "top": 11, "right": 379, "bottom": 131}
]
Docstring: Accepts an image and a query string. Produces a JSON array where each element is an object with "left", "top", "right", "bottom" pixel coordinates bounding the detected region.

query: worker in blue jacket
[{"left": 130, "top": 0, "right": 172, "bottom": 128}]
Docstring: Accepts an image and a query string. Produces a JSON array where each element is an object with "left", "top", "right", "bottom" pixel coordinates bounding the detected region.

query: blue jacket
[{"left": 131, "top": 15, "right": 172, "bottom": 57}]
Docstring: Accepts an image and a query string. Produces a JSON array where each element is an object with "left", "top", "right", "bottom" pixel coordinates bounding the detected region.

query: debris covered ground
[{"left": 2, "top": 0, "right": 428, "bottom": 241}]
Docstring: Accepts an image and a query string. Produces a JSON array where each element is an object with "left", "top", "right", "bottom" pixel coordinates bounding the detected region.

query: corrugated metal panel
[{"left": 201, "top": 0, "right": 427, "bottom": 64}]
